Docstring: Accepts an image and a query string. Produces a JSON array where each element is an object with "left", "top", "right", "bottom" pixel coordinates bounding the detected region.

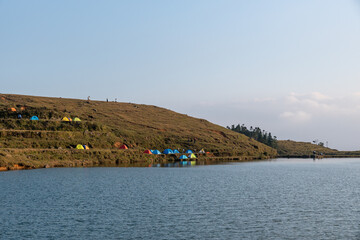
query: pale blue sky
[{"left": 1, "top": 0, "right": 360, "bottom": 149}]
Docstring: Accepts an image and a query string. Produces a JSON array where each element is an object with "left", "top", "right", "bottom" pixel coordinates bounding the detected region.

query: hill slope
[
  {"left": 0, "top": 94, "right": 277, "bottom": 170},
  {"left": 277, "top": 140, "right": 337, "bottom": 157},
  {"left": 277, "top": 140, "right": 360, "bottom": 157}
]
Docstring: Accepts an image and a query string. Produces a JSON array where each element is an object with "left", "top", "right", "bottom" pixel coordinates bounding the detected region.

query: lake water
[{"left": 1, "top": 158, "right": 360, "bottom": 239}]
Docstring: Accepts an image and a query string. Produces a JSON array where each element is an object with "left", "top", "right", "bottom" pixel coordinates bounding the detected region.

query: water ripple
[{"left": 1, "top": 159, "right": 360, "bottom": 239}]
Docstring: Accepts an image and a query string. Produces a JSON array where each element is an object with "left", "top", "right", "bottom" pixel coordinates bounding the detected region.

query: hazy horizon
[{"left": 1, "top": 0, "right": 359, "bottom": 150}]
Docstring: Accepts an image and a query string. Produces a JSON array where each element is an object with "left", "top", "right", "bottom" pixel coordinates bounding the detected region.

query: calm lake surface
[{"left": 2, "top": 158, "right": 360, "bottom": 239}]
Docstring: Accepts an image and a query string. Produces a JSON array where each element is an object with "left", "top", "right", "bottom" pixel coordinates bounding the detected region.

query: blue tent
[
  {"left": 150, "top": 150, "right": 154, "bottom": 153},
  {"left": 179, "top": 155, "right": 188, "bottom": 160},
  {"left": 173, "top": 149, "right": 180, "bottom": 154},
  {"left": 152, "top": 150, "right": 161, "bottom": 155},
  {"left": 30, "top": 116, "right": 39, "bottom": 120},
  {"left": 163, "top": 149, "right": 173, "bottom": 154},
  {"left": 185, "top": 150, "right": 193, "bottom": 154}
]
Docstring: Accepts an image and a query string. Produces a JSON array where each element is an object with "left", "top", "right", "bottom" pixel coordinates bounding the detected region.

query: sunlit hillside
[{"left": 0, "top": 94, "right": 277, "bottom": 169}]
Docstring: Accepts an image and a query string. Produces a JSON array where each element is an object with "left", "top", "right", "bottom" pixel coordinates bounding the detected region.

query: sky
[{"left": 1, "top": 0, "right": 360, "bottom": 150}]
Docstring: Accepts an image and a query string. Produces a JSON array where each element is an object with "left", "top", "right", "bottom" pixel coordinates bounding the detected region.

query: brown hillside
[
  {"left": 277, "top": 140, "right": 338, "bottom": 157},
  {"left": 277, "top": 140, "right": 360, "bottom": 158},
  {"left": 0, "top": 94, "right": 277, "bottom": 169}
]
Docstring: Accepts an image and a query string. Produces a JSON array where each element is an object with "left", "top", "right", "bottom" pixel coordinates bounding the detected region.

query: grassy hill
[
  {"left": 277, "top": 140, "right": 360, "bottom": 158},
  {"left": 277, "top": 140, "right": 337, "bottom": 157},
  {"left": 0, "top": 94, "right": 277, "bottom": 170}
]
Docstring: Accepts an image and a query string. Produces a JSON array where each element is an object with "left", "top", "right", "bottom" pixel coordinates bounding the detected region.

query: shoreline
[
  {"left": 0, "top": 149, "right": 274, "bottom": 171},
  {"left": 3, "top": 149, "right": 359, "bottom": 172},
  {"left": 278, "top": 155, "right": 360, "bottom": 159},
  {"left": 3, "top": 154, "right": 360, "bottom": 172}
]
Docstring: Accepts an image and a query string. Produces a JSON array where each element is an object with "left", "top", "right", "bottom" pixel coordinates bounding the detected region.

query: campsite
[
  {"left": 0, "top": 94, "right": 276, "bottom": 170},
  {"left": 2, "top": 1, "right": 359, "bottom": 239}
]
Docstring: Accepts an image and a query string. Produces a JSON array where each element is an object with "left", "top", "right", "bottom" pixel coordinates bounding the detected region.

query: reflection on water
[
  {"left": 149, "top": 160, "right": 197, "bottom": 167},
  {"left": 4, "top": 158, "right": 360, "bottom": 239},
  {"left": 105, "top": 159, "right": 247, "bottom": 168}
]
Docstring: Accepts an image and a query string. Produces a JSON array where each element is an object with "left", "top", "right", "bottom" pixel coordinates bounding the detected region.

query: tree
[{"left": 228, "top": 123, "right": 277, "bottom": 148}]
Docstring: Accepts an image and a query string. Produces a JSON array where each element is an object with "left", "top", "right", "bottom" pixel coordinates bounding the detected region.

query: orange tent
[
  {"left": 119, "top": 144, "right": 128, "bottom": 149},
  {"left": 143, "top": 150, "right": 152, "bottom": 154},
  {"left": 9, "top": 108, "right": 16, "bottom": 112}
]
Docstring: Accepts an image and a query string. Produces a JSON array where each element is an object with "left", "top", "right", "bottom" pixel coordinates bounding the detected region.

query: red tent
[
  {"left": 143, "top": 150, "right": 152, "bottom": 154},
  {"left": 119, "top": 144, "right": 128, "bottom": 149}
]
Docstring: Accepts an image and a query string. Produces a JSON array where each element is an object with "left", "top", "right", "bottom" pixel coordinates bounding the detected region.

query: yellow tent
[
  {"left": 73, "top": 117, "right": 81, "bottom": 122},
  {"left": 62, "top": 117, "right": 71, "bottom": 122},
  {"left": 76, "top": 144, "right": 84, "bottom": 149},
  {"left": 188, "top": 153, "right": 197, "bottom": 159}
]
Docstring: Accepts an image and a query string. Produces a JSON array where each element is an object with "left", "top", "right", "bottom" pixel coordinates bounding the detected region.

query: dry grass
[
  {"left": 277, "top": 140, "right": 360, "bottom": 157},
  {"left": 277, "top": 140, "right": 337, "bottom": 157},
  {"left": 0, "top": 94, "right": 277, "bottom": 169}
]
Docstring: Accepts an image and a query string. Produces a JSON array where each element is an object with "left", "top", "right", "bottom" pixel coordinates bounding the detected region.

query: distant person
[{"left": 106, "top": 98, "right": 108, "bottom": 102}]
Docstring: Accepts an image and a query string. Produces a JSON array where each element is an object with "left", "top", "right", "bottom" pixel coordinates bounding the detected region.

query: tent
[
  {"left": 179, "top": 155, "right": 188, "bottom": 160},
  {"left": 188, "top": 153, "right": 197, "bottom": 159},
  {"left": 144, "top": 150, "right": 153, "bottom": 154},
  {"left": 30, "top": 116, "right": 39, "bottom": 120},
  {"left": 119, "top": 144, "right": 128, "bottom": 149},
  {"left": 9, "top": 108, "right": 16, "bottom": 112},
  {"left": 173, "top": 149, "right": 180, "bottom": 154},
  {"left": 83, "top": 145, "right": 90, "bottom": 150},
  {"left": 163, "top": 149, "right": 173, "bottom": 154},
  {"left": 62, "top": 117, "right": 71, "bottom": 122},
  {"left": 185, "top": 150, "right": 193, "bottom": 154},
  {"left": 199, "top": 149, "right": 205, "bottom": 154},
  {"left": 76, "top": 144, "right": 85, "bottom": 149},
  {"left": 152, "top": 150, "right": 161, "bottom": 154},
  {"left": 73, "top": 117, "right": 81, "bottom": 122}
]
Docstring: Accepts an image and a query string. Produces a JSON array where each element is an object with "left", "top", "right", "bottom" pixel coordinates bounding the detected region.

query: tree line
[{"left": 227, "top": 124, "right": 277, "bottom": 148}]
